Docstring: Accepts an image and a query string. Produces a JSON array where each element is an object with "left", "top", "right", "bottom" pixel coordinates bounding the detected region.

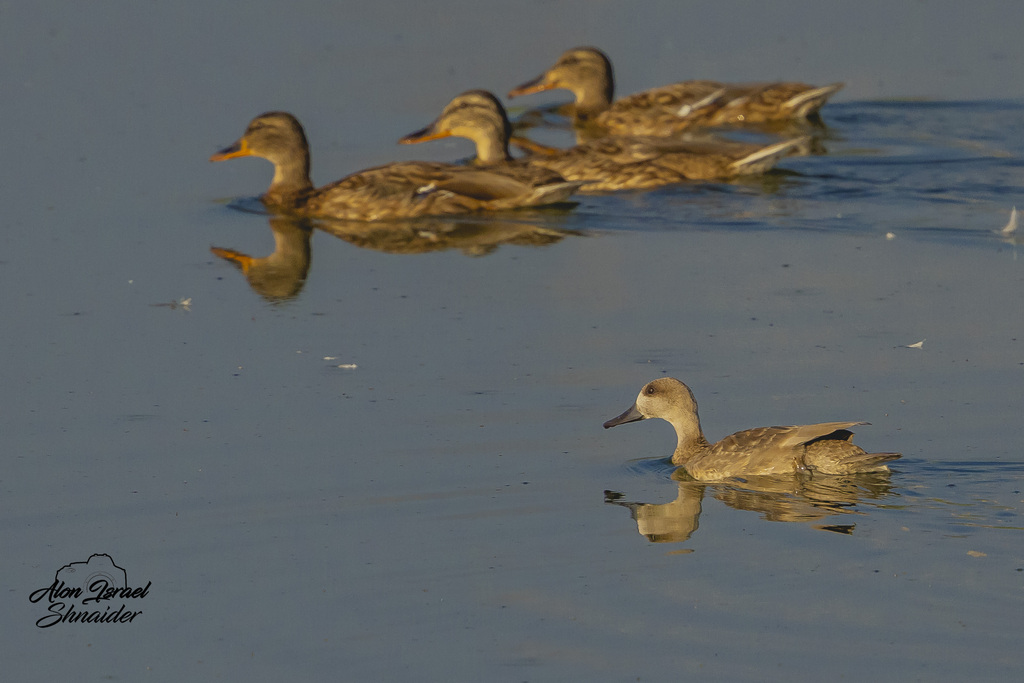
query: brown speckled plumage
[
  {"left": 508, "top": 47, "right": 843, "bottom": 137},
  {"left": 401, "top": 91, "right": 806, "bottom": 192},
  {"left": 211, "top": 111, "right": 579, "bottom": 221}
]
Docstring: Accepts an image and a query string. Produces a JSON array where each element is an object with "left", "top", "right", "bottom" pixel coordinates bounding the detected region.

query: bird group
[
  {"left": 210, "top": 46, "right": 899, "bottom": 479},
  {"left": 210, "top": 46, "right": 840, "bottom": 222}
]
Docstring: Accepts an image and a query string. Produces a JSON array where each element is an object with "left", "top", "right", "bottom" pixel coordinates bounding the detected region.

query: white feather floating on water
[
  {"left": 904, "top": 340, "right": 925, "bottom": 349},
  {"left": 1000, "top": 207, "right": 1017, "bottom": 235}
]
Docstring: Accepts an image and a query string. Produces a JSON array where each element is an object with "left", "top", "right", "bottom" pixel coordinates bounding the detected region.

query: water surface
[{"left": 3, "top": 2, "right": 1024, "bottom": 681}]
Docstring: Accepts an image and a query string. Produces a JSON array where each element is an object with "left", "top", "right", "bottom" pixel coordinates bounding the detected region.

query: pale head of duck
[
  {"left": 400, "top": 90, "right": 513, "bottom": 164},
  {"left": 604, "top": 377, "right": 708, "bottom": 448},
  {"left": 508, "top": 47, "right": 615, "bottom": 118}
]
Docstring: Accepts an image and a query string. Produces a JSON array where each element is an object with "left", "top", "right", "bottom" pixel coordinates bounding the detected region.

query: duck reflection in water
[
  {"left": 211, "top": 216, "right": 313, "bottom": 302},
  {"left": 605, "top": 469, "right": 896, "bottom": 544},
  {"left": 212, "top": 215, "right": 583, "bottom": 300},
  {"left": 314, "top": 215, "right": 582, "bottom": 257}
]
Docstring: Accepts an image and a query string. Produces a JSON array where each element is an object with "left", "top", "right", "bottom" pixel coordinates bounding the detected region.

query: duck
[
  {"left": 603, "top": 378, "right": 900, "bottom": 480},
  {"left": 399, "top": 93, "right": 572, "bottom": 189},
  {"left": 210, "top": 111, "right": 579, "bottom": 221},
  {"left": 508, "top": 47, "right": 843, "bottom": 137},
  {"left": 399, "top": 90, "right": 806, "bottom": 192}
]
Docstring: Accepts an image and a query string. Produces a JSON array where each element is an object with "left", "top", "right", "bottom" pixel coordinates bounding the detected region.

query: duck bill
[
  {"left": 209, "top": 138, "right": 251, "bottom": 162},
  {"left": 399, "top": 124, "right": 451, "bottom": 145},
  {"left": 603, "top": 404, "right": 646, "bottom": 429},
  {"left": 508, "top": 74, "right": 554, "bottom": 98}
]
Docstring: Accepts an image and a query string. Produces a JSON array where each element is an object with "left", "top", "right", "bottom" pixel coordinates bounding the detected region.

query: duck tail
[
  {"left": 783, "top": 82, "right": 844, "bottom": 118},
  {"left": 814, "top": 451, "right": 902, "bottom": 475},
  {"left": 729, "top": 136, "right": 810, "bottom": 175}
]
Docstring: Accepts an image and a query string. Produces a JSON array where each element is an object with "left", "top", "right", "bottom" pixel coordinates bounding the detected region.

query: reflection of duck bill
[
  {"left": 210, "top": 247, "right": 254, "bottom": 272},
  {"left": 209, "top": 138, "right": 251, "bottom": 162}
]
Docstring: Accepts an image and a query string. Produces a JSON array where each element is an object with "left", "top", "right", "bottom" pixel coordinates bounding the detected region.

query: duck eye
[{"left": 645, "top": 386, "right": 656, "bottom": 395}]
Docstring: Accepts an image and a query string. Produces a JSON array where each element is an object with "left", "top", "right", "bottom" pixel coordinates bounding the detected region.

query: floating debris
[
  {"left": 904, "top": 339, "right": 925, "bottom": 349},
  {"left": 1000, "top": 207, "right": 1018, "bottom": 236},
  {"left": 151, "top": 298, "right": 192, "bottom": 311}
]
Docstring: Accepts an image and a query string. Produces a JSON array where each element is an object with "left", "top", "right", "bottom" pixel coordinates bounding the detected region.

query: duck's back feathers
[
  {"left": 528, "top": 135, "right": 800, "bottom": 191},
  {"left": 213, "top": 112, "right": 577, "bottom": 222}
]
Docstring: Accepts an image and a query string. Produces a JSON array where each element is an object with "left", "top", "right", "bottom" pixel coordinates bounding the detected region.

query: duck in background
[
  {"left": 400, "top": 90, "right": 807, "bottom": 192},
  {"left": 508, "top": 47, "right": 842, "bottom": 138}
]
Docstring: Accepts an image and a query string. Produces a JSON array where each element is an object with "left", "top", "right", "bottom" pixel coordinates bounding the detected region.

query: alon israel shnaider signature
[{"left": 27, "top": 554, "right": 151, "bottom": 628}]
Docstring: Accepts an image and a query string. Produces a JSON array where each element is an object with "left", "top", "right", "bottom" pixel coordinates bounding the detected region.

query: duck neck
[
  {"left": 477, "top": 136, "right": 512, "bottom": 164},
  {"left": 670, "top": 420, "right": 710, "bottom": 466},
  {"left": 465, "top": 126, "right": 512, "bottom": 165},
  {"left": 573, "top": 77, "right": 613, "bottom": 120},
  {"left": 264, "top": 152, "right": 314, "bottom": 207}
]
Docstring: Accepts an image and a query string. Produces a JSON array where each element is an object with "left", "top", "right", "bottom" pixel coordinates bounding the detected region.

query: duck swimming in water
[
  {"left": 211, "top": 111, "right": 580, "bottom": 221},
  {"left": 508, "top": 47, "right": 843, "bottom": 137},
  {"left": 603, "top": 378, "right": 900, "bottom": 480},
  {"left": 400, "top": 90, "right": 806, "bottom": 192}
]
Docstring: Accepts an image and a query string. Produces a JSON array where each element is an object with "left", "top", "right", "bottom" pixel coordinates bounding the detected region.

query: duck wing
[
  {"left": 305, "top": 162, "right": 578, "bottom": 220},
  {"left": 688, "top": 422, "right": 867, "bottom": 479},
  {"left": 710, "top": 82, "right": 844, "bottom": 124}
]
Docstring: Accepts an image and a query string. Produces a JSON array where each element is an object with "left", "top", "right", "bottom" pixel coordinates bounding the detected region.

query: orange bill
[
  {"left": 398, "top": 124, "right": 452, "bottom": 145},
  {"left": 209, "top": 138, "right": 252, "bottom": 162},
  {"left": 508, "top": 73, "right": 554, "bottom": 98}
]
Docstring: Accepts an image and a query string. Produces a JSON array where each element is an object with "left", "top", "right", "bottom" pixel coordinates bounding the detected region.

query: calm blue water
[{"left": 3, "top": 2, "right": 1024, "bottom": 682}]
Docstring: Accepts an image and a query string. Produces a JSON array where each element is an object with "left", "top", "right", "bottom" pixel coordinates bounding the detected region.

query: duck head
[
  {"left": 508, "top": 47, "right": 614, "bottom": 117},
  {"left": 603, "top": 377, "right": 701, "bottom": 429},
  {"left": 211, "top": 112, "right": 314, "bottom": 204},
  {"left": 400, "top": 90, "right": 512, "bottom": 164}
]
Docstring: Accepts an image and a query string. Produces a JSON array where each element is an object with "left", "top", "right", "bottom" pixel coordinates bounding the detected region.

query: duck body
[
  {"left": 603, "top": 378, "right": 900, "bottom": 481},
  {"left": 523, "top": 134, "right": 805, "bottom": 191},
  {"left": 596, "top": 80, "right": 844, "bottom": 136},
  {"left": 301, "top": 160, "right": 571, "bottom": 221},
  {"left": 401, "top": 90, "right": 804, "bottom": 193},
  {"left": 211, "top": 111, "right": 579, "bottom": 222},
  {"left": 508, "top": 47, "right": 843, "bottom": 137}
]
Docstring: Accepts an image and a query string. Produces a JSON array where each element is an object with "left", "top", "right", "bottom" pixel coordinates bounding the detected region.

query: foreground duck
[
  {"left": 603, "top": 378, "right": 900, "bottom": 480},
  {"left": 508, "top": 47, "right": 843, "bottom": 137},
  {"left": 400, "top": 91, "right": 806, "bottom": 192},
  {"left": 211, "top": 112, "right": 579, "bottom": 221}
]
